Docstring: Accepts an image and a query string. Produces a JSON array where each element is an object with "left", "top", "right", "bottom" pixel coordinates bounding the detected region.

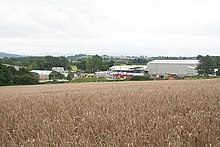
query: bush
[
  {"left": 14, "top": 74, "right": 39, "bottom": 85},
  {"left": 216, "top": 69, "right": 220, "bottom": 76},
  {"left": 72, "top": 77, "right": 108, "bottom": 83},
  {"left": 49, "top": 71, "right": 64, "bottom": 80},
  {"left": 129, "top": 75, "right": 154, "bottom": 81},
  {"left": 40, "top": 80, "right": 69, "bottom": 84}
]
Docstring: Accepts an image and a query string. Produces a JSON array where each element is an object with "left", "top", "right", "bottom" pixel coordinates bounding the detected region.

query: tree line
[
  {"left": 0, "top": 63, "right": 39, "bottom": 86},
  {"left": 0, "top": 56, "right": 71, "bottom": 70},
  {"left": 74, "top": 55, "right": 115, "bottom": 73},
  {"left": 0, "top": 55, "right": 115, "bottom": 73}
]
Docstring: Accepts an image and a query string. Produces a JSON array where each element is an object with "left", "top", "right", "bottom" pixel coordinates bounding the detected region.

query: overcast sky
[{"left": 0, "top": 0, "right": 220, "bottom": 56}]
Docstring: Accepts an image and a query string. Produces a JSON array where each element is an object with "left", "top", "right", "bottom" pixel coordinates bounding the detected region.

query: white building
[
  {"left": 109, "top": 65, "right": 148, "bottom": 78},
  {"left": 52, "top": 67, "right": 64, "bottom": 73},
  {"left": 147, "top": 60, "right": 199, "bottom": 77},
  {"left": 95, "top": 71, "right": 111, "bottom": 78},
  {"left": 31, "top": 70, "right": 52, "bottom": 81}
]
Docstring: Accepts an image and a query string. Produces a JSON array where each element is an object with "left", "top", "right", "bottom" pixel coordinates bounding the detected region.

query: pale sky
[{"left": 0, "top": 0, "right": 220, "bottom": 56}]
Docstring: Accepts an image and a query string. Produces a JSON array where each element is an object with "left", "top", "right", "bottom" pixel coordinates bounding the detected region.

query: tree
[
  {"left": 0, "top": 63, "right": 39, "bottom": 86},
  {"left": 86, "top": 55, "right": 103, "bottom": 73},
  {"left": 196, "top": 55, "right": 215, "bottom": 76},
  {"left": 60, "top": 56, "right": 71, "bottom": 70},
  {"left": 67, "top": 72, "right": 73, "bottom": 81},
  {"left": 13, "top": 67, "right": 39, "bottom": 85},
  {"left": 0, "top": 64, "right": 13, "bottom": 85},
  {"left": 13, "top": 74, "right": 39, "bottom": 85},
  {"left": 2, "top": 65, "right": 13, "bottom": 85},
  {"left": 76, "top": 60, "right": 87, "bottom": 71},
  {"left": 92, "top": 55, "right": 103, "bottom": 72},
  {"left": 2, "top": 57, "right": 17, "bottom": 65},
  {"left": 216, "top": 69, "right": 220, "bottom": 76},
  {"left": 86, "top": 56, "right": 93, "bottom": 73},
  {"left": 49, "top": 71, "right": 64, "bottom": 80},
  {"left": 103, "top": 60, "right": 115, "bottom": 70},
  {"left": 0, "top": 68, "right": 6, "bottom": 86},
  {"left": 17, "top": 67, "right": 29, "bottom": 75}
]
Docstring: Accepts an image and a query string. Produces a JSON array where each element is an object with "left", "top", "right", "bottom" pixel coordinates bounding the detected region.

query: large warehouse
[{"left": 147, "top": 60, "right": 199, "bottom": 77}]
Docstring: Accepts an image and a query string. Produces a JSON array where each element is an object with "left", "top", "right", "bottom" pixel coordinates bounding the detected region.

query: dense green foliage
[
  {"left": 13, "top": 74, "right": 39, "bottom": 85},
  {"left": 102, "top": 60, "right": 115, "bottom": 71},
  {"left": 49, "top": 71, "right": 65, "bottom": 80},
  {"left": 67, "top": 72, "right": 73, "bottom": 81},
  {"left": 71, "top": 77, "right": 126, "bottom": 83},
  {"left": 75, "top": 60, "right": 87, "bottom": 71},
  {"left": 75, "top": 55, "right": 114, "bottom": 72},
  {"left": 86, "top": 55, "right": 103, "bottom": 73},
  {"left": 129, "top": 75, "right": 154, "bottom": 81},
  {"left": 72, "top": 77, "right": 109, "bottom": 83},
  {"left": 196, "top": 55, "right": 220, "bottom": 76},
  {"left": 216, "top": 69, "right": 220, "bottom": 76},
  {"left": 0, "top": 64, "right": 39, "bottom": 86},
  {"left": 1, "top": 56, "right": 71, "bottom": 70}
]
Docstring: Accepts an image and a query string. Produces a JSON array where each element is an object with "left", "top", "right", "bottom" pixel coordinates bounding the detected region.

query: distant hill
[
  {"left": 0, "top": 52, "right": 24, "bottom": 58},
  {"left": 66, "top": 54, "right": 88, "bottom": 61}
]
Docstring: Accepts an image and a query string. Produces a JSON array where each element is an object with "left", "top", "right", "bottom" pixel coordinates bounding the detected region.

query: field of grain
[{"left": 0, "top": 79, "right": 220, "bottom": 146}]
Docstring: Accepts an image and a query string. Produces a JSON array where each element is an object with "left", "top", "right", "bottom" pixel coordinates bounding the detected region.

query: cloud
[{"left": 0, "top": 0, "right": 220, "bottom": 56}]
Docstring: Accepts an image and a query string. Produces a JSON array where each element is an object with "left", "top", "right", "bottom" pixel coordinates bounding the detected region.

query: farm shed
[
  {"left": 147, "top": 60, "right": 199, "bottom": 77},
  {"left": 31, "top": 70, "right": 52, "bottom": 81}
]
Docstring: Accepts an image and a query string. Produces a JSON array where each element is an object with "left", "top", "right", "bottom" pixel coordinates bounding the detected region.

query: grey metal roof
[
  {"left": 31, "top": 70, "right": 52, "bottom": 75},
  {"left": 148, "top": 60, "right": 199, "bottom": 64},
  {"left": 109, "top": 65, "right": 148, "bottom": 71}
]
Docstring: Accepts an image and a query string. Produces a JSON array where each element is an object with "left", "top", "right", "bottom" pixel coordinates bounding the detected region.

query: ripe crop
[{"left": 0, "top": 79, "right": 220, "bottom": 146}]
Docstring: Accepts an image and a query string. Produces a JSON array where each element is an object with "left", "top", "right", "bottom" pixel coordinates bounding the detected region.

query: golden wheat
[{"left": 0, "top": 79, "right": 220, "bottom": 146}]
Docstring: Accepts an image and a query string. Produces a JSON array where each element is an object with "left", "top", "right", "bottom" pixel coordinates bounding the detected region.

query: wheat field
[{"left": 0, "top": 79, "right": 220, "bottom": 146}]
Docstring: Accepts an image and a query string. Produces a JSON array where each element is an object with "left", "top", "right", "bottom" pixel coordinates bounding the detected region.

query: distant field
[
  {"left": 71, "top": 65, "right": 78, "bottom": 71},
  {"left": 0, "top": 79, "right": 220, "bottom": 146}
]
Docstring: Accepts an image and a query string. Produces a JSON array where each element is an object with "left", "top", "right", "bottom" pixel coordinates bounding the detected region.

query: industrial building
[
  {"left": 31, "top": 70, "right": 52, "bottom": 81},
  {"left": 147, "top": 60, "right": 199, "bottom": 77},
  {"left": 109, "top": 65, "right": 148, "bottom": 78}
]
